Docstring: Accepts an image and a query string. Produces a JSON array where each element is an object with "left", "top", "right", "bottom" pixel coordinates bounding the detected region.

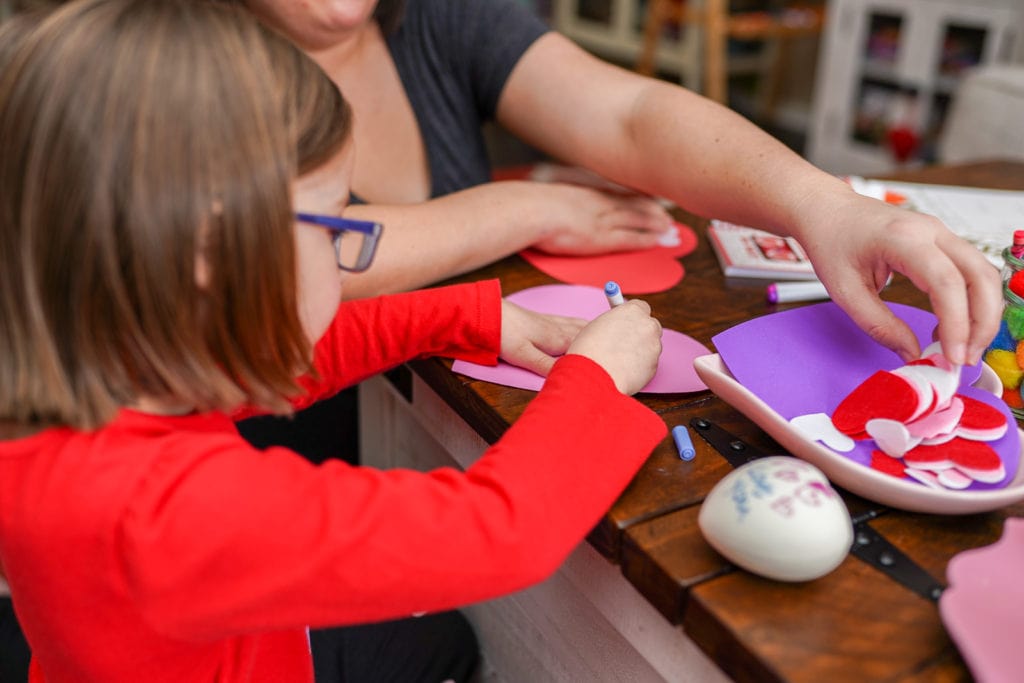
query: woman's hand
[
  {"left": 530, "top": 182, "right": 674, "bottom": 255},
  {"left": 796, "top": 191, "right": 1001, "bottom": 366}
]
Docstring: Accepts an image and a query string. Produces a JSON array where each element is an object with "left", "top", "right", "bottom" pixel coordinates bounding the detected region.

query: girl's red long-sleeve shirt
[{"left": 0, "top": 280, "right": 666, "bottom": 682}]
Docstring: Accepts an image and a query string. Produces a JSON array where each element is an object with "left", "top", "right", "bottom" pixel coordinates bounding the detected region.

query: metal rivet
[
  {"left": 878, "top": 552, "right": 895, "bottom": 566},
  {"left": 695, "top": 419, "right": 710, "bottom": 429},
  {"left": 729, "top": 441, "right": 746, "bottom": 451},
  {"left": 855, "top": 533, "right": 871, "bottom": 546}
]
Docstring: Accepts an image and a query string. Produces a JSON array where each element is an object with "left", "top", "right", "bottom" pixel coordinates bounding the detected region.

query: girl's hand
[
  {"left": 565, "top": 299, "right": 662, "bottom": 395},
  {"left": 499, "top": 300, "right": 587, "bottom": 376},
  {"left": 530, "top": 183, "right": 674, "bottom": 255}
]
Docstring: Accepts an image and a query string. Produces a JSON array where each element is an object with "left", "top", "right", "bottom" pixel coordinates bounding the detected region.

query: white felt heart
[
  {"left": 866, "top": 418, "right": 923, "bottom": 458},
  {"left": 893, "top": 364, "right": 960, "bottom": 412},
  {"left": 920, "top": 341, "right": 961, "bottom": 375},
  {"left": 905, "top": 468, "right": 944, "bottom": 489},
  {"left": 938, "top": 469, "right": 974, "bottom": 490},
  {"left": 885, "top": 368, "right": 935, "bottom": 421},
  {"left": 790, "top": 413, "right": 855, "bottom": 452},
  {"left": 957, "top": 462, "right": 1007, "bottom": 484}
]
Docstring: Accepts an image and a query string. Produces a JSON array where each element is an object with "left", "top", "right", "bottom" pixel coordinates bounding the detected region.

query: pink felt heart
[
  {"left": 519, "top": 222, "right": 698, "bottom": 294},
  {"left": 831, "top": 371, "right": 921, "bottom": 437},
  {"left": 451, "top": 284, "right": 710, "bottom": 393}
]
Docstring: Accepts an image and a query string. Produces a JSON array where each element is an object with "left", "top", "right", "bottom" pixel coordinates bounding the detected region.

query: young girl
[{"left": 0, "top": 1, "right": 666, "bottom": 681}]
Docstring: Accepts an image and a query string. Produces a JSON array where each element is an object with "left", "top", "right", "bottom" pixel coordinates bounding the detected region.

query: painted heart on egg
[{"left": 519, "top": 222, "right": 698, "bottom": 294}]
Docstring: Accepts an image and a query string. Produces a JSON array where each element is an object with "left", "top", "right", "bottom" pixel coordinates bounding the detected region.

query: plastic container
[{"left": 984, "top": 242, "right": 1024, "bottom": 419}]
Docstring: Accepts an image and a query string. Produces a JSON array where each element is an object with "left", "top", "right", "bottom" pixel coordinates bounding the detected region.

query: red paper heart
[
  {"left": 832, "top": 371, "right": 921, "bottom": 437},
  {"left": 519, "top": 222, "right": 698, "bottom": 294}
]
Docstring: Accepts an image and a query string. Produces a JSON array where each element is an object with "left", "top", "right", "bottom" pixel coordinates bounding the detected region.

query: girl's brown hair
[{"left": 0, "top": 0, "right": 352, "bottom": 430}]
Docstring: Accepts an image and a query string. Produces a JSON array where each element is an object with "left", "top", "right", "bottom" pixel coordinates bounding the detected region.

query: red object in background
[{"left": 887, "top": 125, "right": 920, "bottom": 163}]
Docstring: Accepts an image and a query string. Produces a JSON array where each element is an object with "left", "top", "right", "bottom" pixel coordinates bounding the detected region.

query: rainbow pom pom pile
[{"left": 985, "top": 250, "right": 1024, "bottom": 419}]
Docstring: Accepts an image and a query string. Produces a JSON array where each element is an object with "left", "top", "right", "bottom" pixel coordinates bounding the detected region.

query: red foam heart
[
  {"left": 519, "top": 222, "right": 698, "bottom": 294},
  {"left": 832, "top": 371, "right": 921, "bottom": 437}
]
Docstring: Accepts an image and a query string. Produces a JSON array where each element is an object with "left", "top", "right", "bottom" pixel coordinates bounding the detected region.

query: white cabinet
[{"left": 807, "top": 0, "right": 1024, "bottom": 175}]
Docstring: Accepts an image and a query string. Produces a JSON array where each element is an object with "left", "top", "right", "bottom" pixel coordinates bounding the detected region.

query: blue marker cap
[
  {"left": 604, "top": 280, "right": 624, "bottom": 307},
  {"left": 672, "top": 425, "right": 695, "bottom": 461}
]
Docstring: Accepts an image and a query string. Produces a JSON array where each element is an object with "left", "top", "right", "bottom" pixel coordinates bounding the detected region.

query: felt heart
[
  {"left": 866, "top": 418, "right": 922, "bottom": 458},
  {"left": 957, "top": 395, "right": 1009, "bottom": 441},
  {"left": 790, "top": 413, "right": 855, "bottom": 452},
  {"left": 870, "top": 450, "right": 907, "bottom": 478},
  {"left": 906, "top": 396, "right": 964, "bottom": 440},
  {"left": 938, "top": 469, "right": 974, "bottom": 490},
  {"left": 893, "top": 364, "right": 960, "bottom": 413},
  {"left": 832, "top": 371, "right": 921, "bottom": 437},
  {"left": 906, "top": 438, "right": 1004, "bottom": 482},
  {"left": 905, "top": 468, "right": 944, "bottom": 489},
  {"left": 519, "top": 222, "right": 698, "bottom": 294}
]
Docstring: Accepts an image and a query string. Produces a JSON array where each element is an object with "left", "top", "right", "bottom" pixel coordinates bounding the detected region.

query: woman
[{"left": 239, "top": 0, "right": 998, "bottom": 366}]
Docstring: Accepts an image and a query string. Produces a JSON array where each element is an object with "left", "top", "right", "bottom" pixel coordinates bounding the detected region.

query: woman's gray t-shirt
[{"left": 386, "top": 0, "right": 550, "bottom": 197}]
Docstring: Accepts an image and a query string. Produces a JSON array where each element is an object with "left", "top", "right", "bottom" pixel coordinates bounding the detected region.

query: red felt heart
[
  {"left": 832, "top": 371, "right": 921, "bottom": 437},
  {"left": 958, "top": 395, "right": 1008, "bottom": 431},
  {"left": 905, "top": 437, "right": 1002, "bottom": 473},
  {"left": 870, "top": 450, "right": 906, "bottom": 478}
]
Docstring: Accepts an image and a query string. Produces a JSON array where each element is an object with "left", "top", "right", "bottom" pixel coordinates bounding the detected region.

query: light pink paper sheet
[{"left": 452, "top": 284, "right": 710, "bottom": 393}]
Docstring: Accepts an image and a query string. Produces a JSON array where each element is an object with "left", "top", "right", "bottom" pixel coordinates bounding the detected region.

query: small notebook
[{"left": 706, "top": 220, "right": 818, "bottom": 281}]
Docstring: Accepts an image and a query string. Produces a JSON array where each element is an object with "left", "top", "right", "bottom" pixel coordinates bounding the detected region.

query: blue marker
[
  {"left": 672, "top": 425, "right": 695, "bottom": 461},
  {"left": 604, "top": 280, "right": 625, "bottom": 307}
]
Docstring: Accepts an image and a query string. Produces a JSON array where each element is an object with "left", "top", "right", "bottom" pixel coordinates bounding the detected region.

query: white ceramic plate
[{"left": 694, "top": 353, "right": 1024, "bottom": 514}]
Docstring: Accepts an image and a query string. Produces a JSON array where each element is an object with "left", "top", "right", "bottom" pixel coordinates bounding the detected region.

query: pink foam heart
[
  {"left": 451, "top": 284, "right": 710, "bottom": 393},
  {"left": 519, "top": 222, "right": 698, "bottom": 294}
]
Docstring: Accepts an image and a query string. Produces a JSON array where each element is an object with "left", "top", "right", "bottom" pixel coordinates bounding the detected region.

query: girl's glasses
[{"left": 294, "top": 212, "right": 383, "bottom": 273}]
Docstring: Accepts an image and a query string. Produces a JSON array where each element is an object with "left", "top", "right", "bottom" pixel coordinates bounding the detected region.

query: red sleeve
[
  {"left": 118, "top": 354, "right": 667, "bottom": 639},
  {"left": 234, "top": 279, "right": 501, "bottom": 419}
]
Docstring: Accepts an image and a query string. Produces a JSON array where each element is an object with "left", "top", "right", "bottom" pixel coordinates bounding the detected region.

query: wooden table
[{"left": 361, "top": 160, "right": 1024, "bottom": 682}]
